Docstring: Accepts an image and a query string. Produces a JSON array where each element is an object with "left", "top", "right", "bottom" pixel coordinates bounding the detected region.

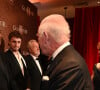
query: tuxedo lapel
[
  {"left": 46, "top": 45, "right": 72, "bottom": 76},
  {"left": 6, "top": 50, "right": 25, "bottom": 77},
  {"left": 4, "top": 50, "right": 29, "bottom": 90},
  {"left": 29, "top": 55, "right": 42, "bottom": 75},
  {"left": 46, "top": 53, "right": 62, "bottom": 76},
  {"left": 25, "top": 55, "right": 42, "bottom": 90}
]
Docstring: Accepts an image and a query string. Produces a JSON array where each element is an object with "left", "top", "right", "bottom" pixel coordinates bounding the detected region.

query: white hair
[
  {"left": 27, "top": 39, "right": 37, "bottom": 49},
  {"left": 38, "top": 14, "right": 71, "bottom": 43}
]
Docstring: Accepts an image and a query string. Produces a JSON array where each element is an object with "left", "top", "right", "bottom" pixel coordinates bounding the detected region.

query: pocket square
[{"left": 42, "top": 75, "right": 49, "bottom": 81}]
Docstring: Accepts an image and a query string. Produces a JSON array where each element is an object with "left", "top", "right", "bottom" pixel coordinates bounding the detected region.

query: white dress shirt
[
  {"left": 52, "top": 42, "right": 71, "bottom": 60},
  {"left": 13, "top": 51, "right": 26, "bottom": 76},
  {"left": 30, "top": 54, "right": 42, "bottom": 75}
]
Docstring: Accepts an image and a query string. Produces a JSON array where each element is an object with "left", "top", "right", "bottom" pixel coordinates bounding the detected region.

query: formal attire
[
  {"left": 3, "top": 50, "right": 30, "bottom": 90},
  {"left": 0, "top": 54, "right": 11, "bottom": 90},
  {"left": 43, "top": 42, "right": 93, "bottom": 90},
  {"left": 25, "top": 54, "right": 42, "bottom": 90},
  {"left": 93, "top": 64, "right": 100, "bottom": 90}
]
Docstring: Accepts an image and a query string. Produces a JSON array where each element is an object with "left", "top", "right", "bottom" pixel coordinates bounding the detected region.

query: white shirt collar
[
  {"left": 52, "top": 42, "right": 71, "bottom": 60},
  {"left": 30, "top": 54, "right": 37, "bottom": 60},
  {"left": 30, "top": 54, "right": 42, "bottom": 75},
  {"left": 13, "top": 51, "right": 27, "bottom": 67}
]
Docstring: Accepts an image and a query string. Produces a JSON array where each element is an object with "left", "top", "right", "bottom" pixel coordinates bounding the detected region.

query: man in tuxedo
[
  {"left": 37, "top": 14, "right": 93, "bottom": 90},
  {"left": 3, "top": 31, "right": 30, "bottom": 90},
  {"left": 25, "top": 39, "right": 42, "bottom": 90}
]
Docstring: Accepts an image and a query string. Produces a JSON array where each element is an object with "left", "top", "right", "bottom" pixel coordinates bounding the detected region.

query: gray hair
[
  {"left": 38, "top": 14, "right": 71, "bottom": 43},
  {"left": 27, "top": 39, "right": 37, "bottom": 49}
]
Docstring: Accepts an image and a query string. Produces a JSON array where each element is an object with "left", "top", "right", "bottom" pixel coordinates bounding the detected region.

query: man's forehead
[{"left": 10, "top": 37, "right": 22, "bottom": 41}]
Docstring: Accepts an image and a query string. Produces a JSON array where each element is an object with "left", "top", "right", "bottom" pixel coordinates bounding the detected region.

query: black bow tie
[{"left": 36, "top": 57, "right": 40, "bottom": 61}]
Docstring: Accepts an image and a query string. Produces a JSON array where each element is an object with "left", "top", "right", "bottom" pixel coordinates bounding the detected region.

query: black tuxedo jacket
[
  {"left": 3, "top": 50, "right": 29, "bottom": 90},
  {"left": 93, "top": 64, "right": 100, "bottom": 90},
  {"left": 0, "top": 55, "right": 11, "bottom": 90},
  {"left": 25, "top": 55, "right": 42, "bottom": 90},
  {"left": 45, "top": 45, "right": 93, "bottom": 90}
]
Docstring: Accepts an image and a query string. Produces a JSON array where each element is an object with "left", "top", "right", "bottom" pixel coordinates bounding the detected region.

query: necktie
[{"left": 47, "top": 57, "right": 53, "bottom": 70}]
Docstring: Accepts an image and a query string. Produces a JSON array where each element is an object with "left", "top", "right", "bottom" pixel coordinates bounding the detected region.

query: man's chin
[{"left": 11, "top": 49, "right": 19, "bottom": 52}]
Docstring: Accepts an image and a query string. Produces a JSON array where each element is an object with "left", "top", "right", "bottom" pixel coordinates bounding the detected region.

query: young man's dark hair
[{"left": 8, "top": 30, "right": 22, "bottom": 40}]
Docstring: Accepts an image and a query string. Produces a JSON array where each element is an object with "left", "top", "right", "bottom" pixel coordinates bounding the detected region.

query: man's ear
[
  {"left": 43, "top": 32, "right": 48, "bottom": 44},
  {"left": 43, "top": 32, "right": 48, "bottom": 39},
  {"left": 43, "top": 32, "right": 48, "bottom": 38}
]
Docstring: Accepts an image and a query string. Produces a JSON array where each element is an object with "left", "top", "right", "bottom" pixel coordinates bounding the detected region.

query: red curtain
[{"left": 72, "top": 6, "right": 100, "bottom": 75}]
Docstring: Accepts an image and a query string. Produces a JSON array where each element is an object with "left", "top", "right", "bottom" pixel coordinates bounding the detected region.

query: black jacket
[
  {"left": 0, "top": 54, "right": 11, "bottom": 90},
  {"left": 3, "top": 50, "right": 30, "bottom": 90},
  {"left": 25, "top": 55, "right": 42, "bottom": 90},
  {"left": 42, "top": 45, "right": 93, "bottom": 90}
]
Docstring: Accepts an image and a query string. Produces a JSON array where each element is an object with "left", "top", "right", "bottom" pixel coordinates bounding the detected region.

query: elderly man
[
  {"left": 25, "top": 39, "right": 42, "bottom": 90},
  {"left": 37, "top": 14, "right": 93, "bottom": 90}
]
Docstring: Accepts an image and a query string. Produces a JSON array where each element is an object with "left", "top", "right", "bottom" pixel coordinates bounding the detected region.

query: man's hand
[{"left": 96, "top": 63, "right": 100, "bottom": 70}]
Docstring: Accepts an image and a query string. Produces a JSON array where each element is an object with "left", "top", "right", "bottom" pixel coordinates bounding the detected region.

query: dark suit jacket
[
  {"left": 45, "top": 45, "right": 93, "bottom": 90},
  {"left": 3, "top": 50, "right": 29, "bottom": 90},
  {"left": 0, "top": 55, "right": 11, "bottom": 90},
  {"left": 25, "top": 55, "right": 42, "bottom": 90},
  {"left": 93, "top": 64, "right": 100, "bottom": 90}
]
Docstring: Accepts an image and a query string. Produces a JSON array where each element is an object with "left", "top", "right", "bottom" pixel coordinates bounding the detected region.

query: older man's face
[
  {"left": 29, "top": 41, "right": 40, "bottom": 57},
  {"left": 37, "top": 32, "right": 50, "bottom": 56}
]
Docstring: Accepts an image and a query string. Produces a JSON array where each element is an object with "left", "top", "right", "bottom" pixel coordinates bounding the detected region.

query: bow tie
[{"left": 36, "top": 57, "right": 40, "bottom": 61}]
